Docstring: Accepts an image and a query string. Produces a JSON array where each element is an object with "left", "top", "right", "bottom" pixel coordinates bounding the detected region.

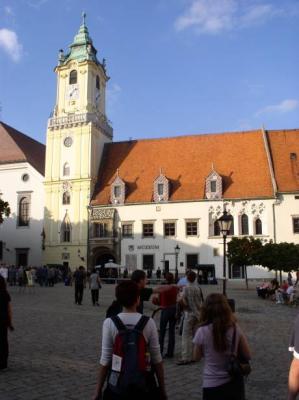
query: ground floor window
[
  {"left": 186, "top": 253, "right": 198, "bottom": 268},
  {"left": 143, "top": 254, "right": 154, "bottom": 270}
]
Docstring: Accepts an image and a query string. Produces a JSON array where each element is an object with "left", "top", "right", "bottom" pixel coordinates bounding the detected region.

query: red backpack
[{"left": 107, "top": 315, "right": 157, "bottom": 396}]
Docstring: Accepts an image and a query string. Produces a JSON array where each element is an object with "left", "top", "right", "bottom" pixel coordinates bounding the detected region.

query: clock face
[
  {"left": 67, "top": 85, "right": 79, "bottom": 100},
  {"left": 64, "top": 137, "right": 73, "bottom": 147}
]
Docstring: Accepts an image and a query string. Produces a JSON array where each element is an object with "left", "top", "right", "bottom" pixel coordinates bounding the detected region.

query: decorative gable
[
  {"left": 111, "top": 171, "right": 125, "bottom": 205},
  {"left": 153, "top": 170, "right": 169, "bottom": 202},
  {"left": 205, "top": 169, "right": 222, "bottom": 200}
]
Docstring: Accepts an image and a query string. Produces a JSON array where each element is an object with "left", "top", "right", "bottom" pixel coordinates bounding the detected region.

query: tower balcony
[{"left": 48, "top": 112, "right": 113, "bottom": 138}]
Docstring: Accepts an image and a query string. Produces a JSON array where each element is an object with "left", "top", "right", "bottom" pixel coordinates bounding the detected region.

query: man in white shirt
[
  {"left": 93, "top": 280, "right": 167, "bottom": 400},
  {"left": 0, "top": 265, "right": 8, "bottom": 281}
]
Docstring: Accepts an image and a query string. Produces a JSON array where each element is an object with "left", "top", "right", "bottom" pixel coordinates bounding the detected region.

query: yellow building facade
[{"left": 43, "top": 15, "right": 112, "bottom": 270}]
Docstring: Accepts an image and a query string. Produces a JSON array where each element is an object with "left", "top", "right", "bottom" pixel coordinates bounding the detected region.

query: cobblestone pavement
[{"left": 0, "top": 282, "right": 297, "bottom": 400}]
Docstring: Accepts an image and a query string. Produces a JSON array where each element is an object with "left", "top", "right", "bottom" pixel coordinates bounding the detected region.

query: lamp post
[
  {"left": 174, "top": 244, "right": 180, "bottom": 280},
  {"left": 217, "top": 208, "right": 232, "bottom": 297}
]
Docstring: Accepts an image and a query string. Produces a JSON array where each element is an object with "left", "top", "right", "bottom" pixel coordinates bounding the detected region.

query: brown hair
[
  {"left": 116, "top": 280, "right": 140, "bottom": 308},
  {"left": 199, "top": 293, "right": 236, "bottom": 352},
  {"left": 187, "top": 270, "right": 196, "bottom": 283}
]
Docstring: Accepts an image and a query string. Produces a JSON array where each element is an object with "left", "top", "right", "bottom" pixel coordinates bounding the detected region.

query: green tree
[
  {"left": 227, "top": 237, "right": 263, "bottom": 289},
  {"left": 0, "top": 199, "right": 10, "bottom": 224},
  {"left": 259, "top": 242, "right": 299, "bottom": 283}
]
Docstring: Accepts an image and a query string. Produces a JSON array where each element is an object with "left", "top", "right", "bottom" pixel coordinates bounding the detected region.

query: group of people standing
[{"left": 93, "top": 269, "right": 252, "bottom": 400}]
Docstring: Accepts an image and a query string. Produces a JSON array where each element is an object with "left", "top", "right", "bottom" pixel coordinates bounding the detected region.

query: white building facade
[{"left": 0, "top": 123, "right": 45, "bottom": 267}]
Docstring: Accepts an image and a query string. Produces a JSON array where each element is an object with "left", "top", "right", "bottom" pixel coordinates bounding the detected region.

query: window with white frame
[
  {"left": 255, "top": 218, "right": 263, "bottom": 235},
  {"left": 164, "top": 222, "right": 176, "bottom": 237},
  {"left": 122, "top": 223, "right": 133, "bottom": 238},
  {"left": 186, "top": 221, "right": 198, "bottom": 236},
  {"left": 18, "top": 194, "right": 30, "bottom": 227},
  {"left": 240, "top": 214, "right": 249, "bottom": 235},
  {"left": 205, "top": 170, "right": 222, "bottom": 200},
  {"left": 153, "top": 172, "right": 169, "bottom": 202},
  {"left": 143, "top": 223, "right": 154, "bottom": 237},
  {"left": 111, "top": 174, "right": 125, "bottom": 205},
  {"left": 293, "top": 217, "right": 299, "bottom": 234}
]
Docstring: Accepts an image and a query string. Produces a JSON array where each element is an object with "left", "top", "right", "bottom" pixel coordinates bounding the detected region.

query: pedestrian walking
[
  {"left": 0, "top": 276, "right": 14, "bottom": 370},
  {"left": 73, "top": 266, "right": 86, "bottom": 305},
  {"left": 193, "top": 293, "right": 251, "bottom": 400},
  {"left": 158, "top": 273, "right": 178, "bottom": 359},
  {"left": 89, "top": 268, "right": 101, "bottom": 306},
  {"left": 177, "top": 270, "right": 204, "bottom": 365}
]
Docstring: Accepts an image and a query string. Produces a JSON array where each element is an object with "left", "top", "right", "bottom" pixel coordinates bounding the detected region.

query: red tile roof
[
  {"left": 91, "top": 129, "right": 276, "bottom": 205},
  {"left": 0, "top": 122, "right": 45, "bottom": 176},
  {"left": 267, "top": 129, "right": 299, "bottom": 193}
]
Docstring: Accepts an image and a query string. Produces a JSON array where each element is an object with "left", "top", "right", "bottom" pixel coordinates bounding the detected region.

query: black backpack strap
[
  {"left": 200, "top": 287, "right": 204, "bottom": 303},
  {"left": 111, "top": 315, "right": 127, "bottom": 332},
  {"left": 134, "top": 315, "right": 150, "bottom": 332}
]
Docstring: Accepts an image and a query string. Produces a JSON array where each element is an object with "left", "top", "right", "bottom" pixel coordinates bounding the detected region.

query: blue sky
[{"left": 0, "top": 0, "right": 298, "bottom": 144}]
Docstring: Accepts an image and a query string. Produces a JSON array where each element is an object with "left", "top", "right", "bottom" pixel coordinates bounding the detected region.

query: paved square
[{"left": 0, "top": 282, "right": 297, "bottom": 400}]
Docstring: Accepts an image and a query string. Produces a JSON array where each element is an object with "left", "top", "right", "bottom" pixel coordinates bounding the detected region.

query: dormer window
[
  {"left": 210, "top": 180, "right": 217, "bottom": 193},
  {"left": 158, "top": 183, "right": 164, "bottom": 196},
  {"left": 206, "top": 169, "right": 222, "bottom": 200},
  {"left": 114, "top": 185, "right": 121, "bottom": 198},
  {"left": 153, "top": 170, "right": 169, "bottom": 202},
  {"left": 111, "top": 171, "right": 125, "bottom": 205},
  {"left": 69, "top": 70, "right": 77, "bottom": 85}
]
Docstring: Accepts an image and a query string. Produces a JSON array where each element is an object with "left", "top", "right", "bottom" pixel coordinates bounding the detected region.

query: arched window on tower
[
  {"left": 62, "top": 191, "right": 71, "bottom": 205},
  {"left": 241, "top": 214, "right": 249, "bottom": 235},
  {"left": 255, "top": 218, "right": 263, "bottom": 235},
  {"left": 96, "top": 75, "right": 100, "bottom": 90},
  {"left": 63, "top": 162, "right": 70, "bottom": 176},
  {"left": 61, "top": 215, "right": 71, "bottom": 243},
  {"left": 18, "top": 197, "right": 30, "bottom": 226},
  {"left": 69, "top": 70, "right": 77, "bottom": 85}
]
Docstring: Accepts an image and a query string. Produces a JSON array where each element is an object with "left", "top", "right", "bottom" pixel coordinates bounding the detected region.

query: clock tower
[{"left": 43, "top": 14, "right": 112, "bottom": 270}]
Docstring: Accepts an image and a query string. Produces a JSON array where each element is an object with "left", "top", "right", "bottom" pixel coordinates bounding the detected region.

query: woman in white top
[{"left": 93, "top": 280, "right": 167, "bottom": 400}]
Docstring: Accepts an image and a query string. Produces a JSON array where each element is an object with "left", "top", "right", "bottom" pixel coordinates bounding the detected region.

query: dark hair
[
  {"left": 199, "top": 293, "right": 236, "bottom": 353},
  {"left": 131, "top": 269, "right": 146, "bottom": 284},
  {"left": 187, "top": 270, "right": 196, "bottom": 283},
  {"left": 165, "top": 273, "right": 174, "bottom": 284},
  {"left": 0, "top": 275, "right": 7, "bottom": 292},
  {"left": 92, "top": 268, "right": 96, "bottom": 273},
  {"left": 116, "top": 281, "right": 140, "bottom": 308}
]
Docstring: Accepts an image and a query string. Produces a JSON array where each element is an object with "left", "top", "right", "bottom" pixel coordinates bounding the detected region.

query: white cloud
[
  {"left": 175, "top": 0, "right": 284, "bottom": 34},
  {"left": 0, "top": 28, "right": 23, "bottom": 62},
  {"left": 4, "top": 6, "right": 14, "bottom": 16},
  {"left": 255, "top": 99, "right": 299, "bottom": 116},
  {"left": 26, "top": 0, "right": 49, "bottom": 9}
]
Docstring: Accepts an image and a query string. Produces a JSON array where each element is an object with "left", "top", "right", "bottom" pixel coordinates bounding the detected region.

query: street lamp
[
  {"left": 174, "top": 244, "right": 180, "bottom": 278},
  {"left": 217, "top": 208, "right": 232, "bottom": 297}
]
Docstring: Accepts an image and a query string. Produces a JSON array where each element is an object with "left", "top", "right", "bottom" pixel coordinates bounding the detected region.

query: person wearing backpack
[{"left": 93, "top": 280, "right": 167, "bottom": 400}]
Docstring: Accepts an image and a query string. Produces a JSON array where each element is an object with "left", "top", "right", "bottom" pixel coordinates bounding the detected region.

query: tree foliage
[
  {"left": 227, "top": 237, "right": 263, "bottom": 288},
  {"left": 0, "top": 199, "right": 10, "bottom": 224},
  {"left": 227, "top": 237, "right": 299, "bottom": 286}
]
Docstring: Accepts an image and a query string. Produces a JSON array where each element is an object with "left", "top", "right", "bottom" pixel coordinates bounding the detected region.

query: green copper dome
[{"left": 58, "top": 13, "right": 101, "bottom": 66}]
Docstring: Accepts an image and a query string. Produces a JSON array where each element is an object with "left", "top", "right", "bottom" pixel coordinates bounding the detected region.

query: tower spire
[{"left": 82, "top": 11, "right": 86, "bottom": 26}]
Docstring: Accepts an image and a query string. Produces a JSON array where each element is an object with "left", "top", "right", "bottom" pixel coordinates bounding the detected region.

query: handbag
[{"left": 227, "top": 325, "right": 251, "bottom": 380}]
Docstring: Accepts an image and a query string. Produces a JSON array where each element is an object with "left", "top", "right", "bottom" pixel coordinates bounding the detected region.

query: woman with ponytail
[{"left": 193, "top": 293, "right": 251, "bottom": 400}]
